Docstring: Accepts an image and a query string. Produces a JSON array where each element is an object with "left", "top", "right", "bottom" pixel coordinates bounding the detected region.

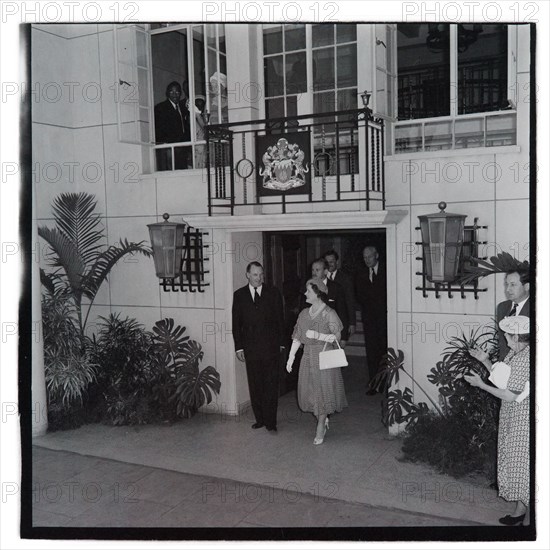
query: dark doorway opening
[{"left": 264, "top": 229, "right": 387, "bottom": 396}]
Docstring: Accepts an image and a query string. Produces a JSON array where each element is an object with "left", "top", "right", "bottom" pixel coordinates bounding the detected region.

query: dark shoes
[
  {"left": 498, "top": 514, "right": 525, "bottom": 526},
  {"left": 252, "top": 422, "right": 277, "bottom": 433},
  {"left": 365, "top": 388, "right": 378, "bottom": 396}
]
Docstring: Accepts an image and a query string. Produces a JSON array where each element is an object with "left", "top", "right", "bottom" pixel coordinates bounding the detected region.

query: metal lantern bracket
[
  {"left": 415, "top": 218, "right": 488, "bottom": 299},
  {"left": 160, "top": 226, "right": 210, "bottom": 293}
]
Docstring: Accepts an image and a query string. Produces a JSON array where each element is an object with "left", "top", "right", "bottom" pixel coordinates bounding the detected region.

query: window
[
  {"left": 394, "top": 24, "right": 515, "bottom": 153},
  {"left": 263, "top": 24, "right": 306, "bottom": 120},
  {"left": 114, "top": 24, "right": 227, "bottom": 173},
  {"left": 311, "top": 24, "right": 358, "bottom": 176},
  {"left": 262, "top": 24, "right": 358, "bottom": 176},
  {"left": 150, "top": 24, "right": 227, "bottom": 171}
]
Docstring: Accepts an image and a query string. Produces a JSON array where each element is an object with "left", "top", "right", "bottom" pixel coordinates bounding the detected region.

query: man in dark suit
[
  {"left": 154, "top": 81, "right": 191, "bottom": 170},
  {"left": 324, "top": 249, "right": 356, "bottom": 345},
  {"left": 496, "top": 270, "right": 530, "bottom": 360},
  {"left": 310, "top": 258, "right": 349, "bottom": 343},
  {"left": 232, "top": 262, "right": 285, "bottom": 432},
  {"left": 355, "top": 245, "right": 387, "bottom": 394}
]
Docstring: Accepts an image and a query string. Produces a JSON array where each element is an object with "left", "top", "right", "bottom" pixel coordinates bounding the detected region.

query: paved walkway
[{"left": 32, "top": 358, "right": 516, "bottom": 528}]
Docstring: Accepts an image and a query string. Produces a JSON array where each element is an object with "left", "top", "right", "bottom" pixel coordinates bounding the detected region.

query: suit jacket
[
  {"left": 154, "top": 99, "right": 191, "bottom": 144},
  {"left": 332, "top": 270, "right": 356, "bottom": 328},
  {"left": 496, "top": 298, "right": 530, "bottom": 360},
  {"left": 232, "top": 285, "right": 285, "bottom": 360},
  {"left": 354, "top": 263, "right": 387, "bottom": 323},
  {"left": 326, "top": 278, "right": 349, "bottom": 337}
]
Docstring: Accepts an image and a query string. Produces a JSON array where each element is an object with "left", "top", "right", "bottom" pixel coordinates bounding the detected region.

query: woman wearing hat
[
  {"left": 465, "top": 315, "right": 531, "bottom": 526},
  {"left": 286, "top": 278, "right": 348, "bottom": 444}
]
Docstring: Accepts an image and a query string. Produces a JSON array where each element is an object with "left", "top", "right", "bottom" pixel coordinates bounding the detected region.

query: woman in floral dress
[
  {"left": 465, "top": 315, "right": 530, "bottom": 526},
  {"left": 286, "top": 278, "right": 348, "bottom": 444}
]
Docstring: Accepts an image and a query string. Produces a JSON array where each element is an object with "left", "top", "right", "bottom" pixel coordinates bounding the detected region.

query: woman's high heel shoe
[
  {"left": 498, "top": 514, "right": 526, "bottom": 526},
  {"left": 313, "top": 418, "right": 329, "bottom": 445}
]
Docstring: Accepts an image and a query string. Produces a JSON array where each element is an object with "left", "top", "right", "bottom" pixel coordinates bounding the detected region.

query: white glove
[
  {"left": 286, "top": 356, "right": 295, "bottom": 373},
  {"left": 286, "top": 340, "right": 301, "bottom": 372},
  {"left": 306, "top": 330, "right": 336, "bottom": 343}
]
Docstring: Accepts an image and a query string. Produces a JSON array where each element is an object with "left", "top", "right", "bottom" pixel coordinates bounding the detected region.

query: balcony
[{"left": 205, "top": 108, "right": 385, "bottom": 216}]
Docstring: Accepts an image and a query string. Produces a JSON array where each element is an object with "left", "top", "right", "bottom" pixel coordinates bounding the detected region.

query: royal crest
[{"left": 259, "top": 137, "right": 309, "bottom": 191}]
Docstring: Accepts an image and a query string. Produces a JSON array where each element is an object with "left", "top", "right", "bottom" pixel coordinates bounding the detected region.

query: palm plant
[
  {"left": 39, "top": 192, "right": 152, "bottom": 336},
  {"left": 458, "top": 251, "right": 530, "bottom": 285}
]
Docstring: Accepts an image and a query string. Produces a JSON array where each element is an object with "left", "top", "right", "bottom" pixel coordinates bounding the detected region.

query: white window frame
[
  {"left": 114, "top": 23, "right": 227, "bottom": 173},
  {"left": 393, "top": 24, "right": 518, "bottom": 155}
]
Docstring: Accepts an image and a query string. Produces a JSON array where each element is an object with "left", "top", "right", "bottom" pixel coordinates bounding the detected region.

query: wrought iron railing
[{"left": 205, "top": 108, "right": 385, "bottom": 215}]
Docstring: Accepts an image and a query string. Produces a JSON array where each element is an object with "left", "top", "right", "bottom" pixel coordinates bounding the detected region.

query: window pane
[
  {"left": 136, "top": 30, "right": 148, "bottom": 67},
  {"left": 285, "top": 24, "right": 305, "bottom": 51},
  {"left": 286, "top": 52, "right": 307, "bottom": 94},
  {"left": 458, "top": 24, "right": 508, "bottom": 114},
  {"left": 266, "top": 97, "right": 284, "bottom": 119},
  {"left": 151, "top": 30, "right": 189, "bottom": 107},
  {"left": 206, "top": 24, "right": 216, "bottom": 48},
  {"left": 336, "top": 24, "right": 356, "bottom": 43},
  {"left": 264, "top": 55, "right": 284, "bottom": 97},
  {"left": 286, "top": 96, "right": 298, "bottom": 118},
  {"left": 207, "top": 47, "right": 217, "bottom": 98},
  {"left": 314, "top": 91, "right": 335, "bottom": 113},
  {"left": 486, "top": 113, "right": 516, "bottom": 147},
  {"left": 193, "top": 26, "right": 206, "bottom": 98},
  {"left": 218, "top": 24, "right": 226, "bottom": 53},
  {"left": 395, "top": 124, "right": 423, "bottom": 153},
  {"left": 312, "top": 48, "right": 334, "bottom": 91},
  {"left": 424, "top": 121, "right": 452, "bottom": 151},
  {"left": 455, "top": 117, "right": 484, "bottom": 148},
  {"left": 312, "top": 24, "right": 334, "bottom": 48},
  {"left": 263, "top": 25, "right": 283, "bottom": 54},
  {"left": 337, "top": 88, "right": 356, "bottom": 111},
  {"left": 397, "top": 24, "right": 450, "bottom": 119},
  {"left": 138, "top": 68, "right": 149, "bottom": 107},
  {"left": 337, "top": 44, "right": 357, "bottom": 88}
]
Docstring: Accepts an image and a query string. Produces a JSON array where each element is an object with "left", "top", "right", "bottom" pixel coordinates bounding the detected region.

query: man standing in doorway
[
  {"left": 310, "top": 258, "right": 349, "bottom": 346},
  {"left": 496, "top": 270, "right": 530, "bottom": 360},
  {"left": 324, "top": 250, "right": 356, "bottom": 345},
  {"left": 232, "top": 262, "right": 285, "bottom": 433},
  {"left": 355, "top": 245, "right": 387, "bottom": 394}
]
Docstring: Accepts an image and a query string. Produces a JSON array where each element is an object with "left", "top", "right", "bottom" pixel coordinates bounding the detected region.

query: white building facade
[{"left": 31, "top": 23, "right": 532, "bottom": 434}]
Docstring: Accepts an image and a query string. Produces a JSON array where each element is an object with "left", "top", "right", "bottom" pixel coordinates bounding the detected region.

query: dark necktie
[
  {"left": 509, "top": 302, "right": 518, "bottom": 316},
  {"left": 254, "top": 288, "right": 260, "bottom": 305},
  {"left": 370, "top": 268, "right": 375, "bottom": 283}
]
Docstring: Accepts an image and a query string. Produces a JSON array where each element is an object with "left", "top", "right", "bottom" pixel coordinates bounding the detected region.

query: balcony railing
[{"left": 205, "top": 108, "right": 385, "bottom": 216}]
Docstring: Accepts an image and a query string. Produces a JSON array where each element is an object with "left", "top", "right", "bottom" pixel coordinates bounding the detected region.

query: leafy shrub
[
  {"left": 41, "top": 291, "right": 98, "bottom": 431},
  {"left": 150, "top": 319, "right": 221, "bottom": 419},
  {"left": 89, "top": 314, "right": 162, "bottom": 425},
  {"left": 375, "top": 326, "right": 499, "bottom": 480},
  {"left": 87, "top": 316, "right": 221, "bottom": 425}
]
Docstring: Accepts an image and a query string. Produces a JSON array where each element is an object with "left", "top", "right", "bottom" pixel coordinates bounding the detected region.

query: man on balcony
[{"left": 154, "top": 81, "right": 191, "bottom": 170}]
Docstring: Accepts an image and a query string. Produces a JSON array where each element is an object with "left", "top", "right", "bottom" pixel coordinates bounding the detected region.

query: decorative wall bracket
[{"left": 160, "top": 226, "right": 210, "bottom": 293}]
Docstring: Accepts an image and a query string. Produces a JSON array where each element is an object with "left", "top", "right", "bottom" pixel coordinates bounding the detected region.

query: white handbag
[{"left": 319, "top": 339, "right": 348, "bottom": 370}]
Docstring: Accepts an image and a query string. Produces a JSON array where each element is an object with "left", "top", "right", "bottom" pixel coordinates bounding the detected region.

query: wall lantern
[
  {"left": 147, "top": 213, "right": 187, "bottom": 279},
  {"left": 360, "top": 90, "right": 371, "bottom": 107},
  {"left": 418, "top": 202, "right": 467, "bottom": 283},
  {"left": 147, "top": 213, "right": 210, "bottom": 292}
]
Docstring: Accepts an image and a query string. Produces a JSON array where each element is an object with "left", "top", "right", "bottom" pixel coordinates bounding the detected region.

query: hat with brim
[{"left": 499, "top": 315, "right": 530, "bottom": 335}]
